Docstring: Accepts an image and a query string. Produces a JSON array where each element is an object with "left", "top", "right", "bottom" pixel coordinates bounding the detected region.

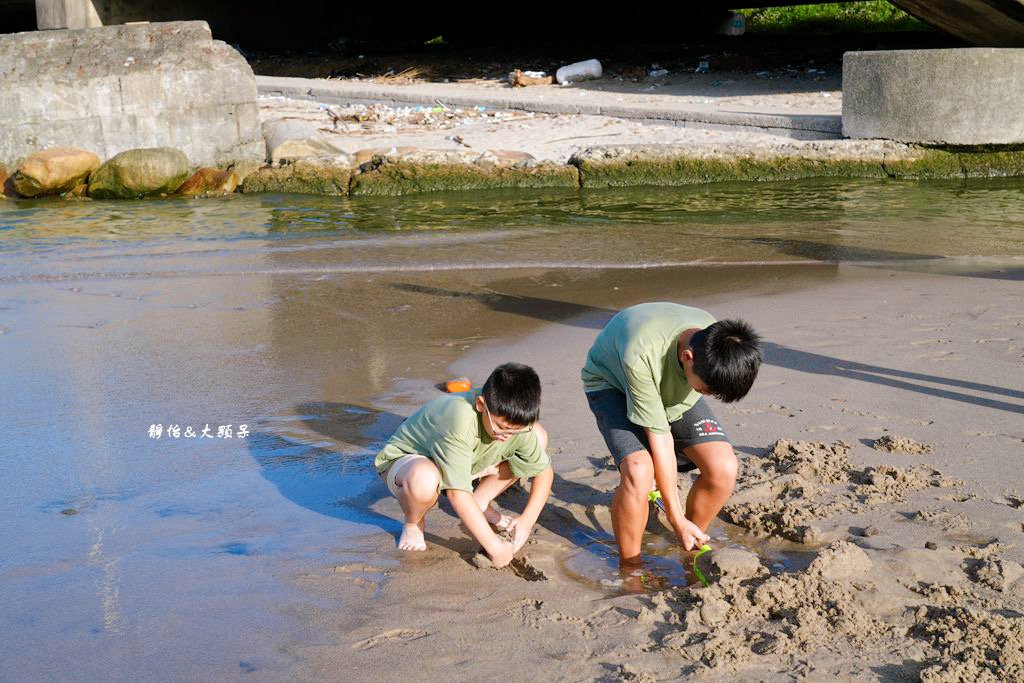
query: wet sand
[{"left": 288, "top": 265, "right": 1024, "bottom": 681}]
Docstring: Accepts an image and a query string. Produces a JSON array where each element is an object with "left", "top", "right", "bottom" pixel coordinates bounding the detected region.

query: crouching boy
[
  {"left": 582, "top": 302, "right": 762, "bottom": 564},
  {"left": 374, "top": 362, "right": 553, "bottom": 568}
]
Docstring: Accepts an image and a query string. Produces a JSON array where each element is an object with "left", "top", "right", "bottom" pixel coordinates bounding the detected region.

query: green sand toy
[
  {"left": 649, "top": 490, "right": 713, "bottom": 586},
  {"left": 692, "top": 544, "right": 713, "bottom": 587}
]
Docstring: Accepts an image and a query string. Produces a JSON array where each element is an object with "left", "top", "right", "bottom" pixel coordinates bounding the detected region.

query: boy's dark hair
[
  {"left": 689, "top": 319, "right": 762, "bottom": 403},
  {"left": 480, "top": 362, "right": 542, "bottom": 426}
]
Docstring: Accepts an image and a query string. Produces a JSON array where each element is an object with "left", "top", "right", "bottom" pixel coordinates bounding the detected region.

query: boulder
[
  {"left": 11, "top": 147, "right": 101, "bottom": 197},
  {"left": 261, "top": 120, "right": 341, "bottom": 164},
  {"left": 177, "top": 167, "right": 239, "bottom": 197},
  {"left": 88, "top": 148, "right": 190, "bottom": 199}
]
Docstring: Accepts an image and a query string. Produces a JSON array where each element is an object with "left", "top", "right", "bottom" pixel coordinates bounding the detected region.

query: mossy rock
[
  {"left": 349, "top": 159, "right": 579, "bottom": 196},
  {"left": 177, "top": 168, "right": 240, "bottom": 198},
  {"left": 12, "top": 147, "right": 101, "bottom": 198},
  {"left": 88, "top": 148, "right": 191, "bottom": 200},
  {"left": 240, "top": 161, "right": 351, "bottom": 196}
]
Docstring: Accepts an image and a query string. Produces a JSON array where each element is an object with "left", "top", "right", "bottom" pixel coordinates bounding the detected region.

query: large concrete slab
[
  {"left": 0, "top": 21, "right": 264, "bottom": 169},
  {"left": 843, "top": 48, "right": 1024, "bottom": 146}
]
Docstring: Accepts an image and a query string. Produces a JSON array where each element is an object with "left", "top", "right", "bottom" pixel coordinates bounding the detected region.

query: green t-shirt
[
  {"left": 374, "top": 392, "right": 550, "bottom": 493},
  {"left": 581, "top": 302, "right": 716, "bottom": 434}
]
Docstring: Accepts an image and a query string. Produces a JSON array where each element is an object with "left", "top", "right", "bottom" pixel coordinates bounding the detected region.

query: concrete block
[
  {"left": 0, "top": 21, "right": 263, "bottom": 169},
  {"left": 843, "top": 48, "right": 1024, "bottom": 146}
]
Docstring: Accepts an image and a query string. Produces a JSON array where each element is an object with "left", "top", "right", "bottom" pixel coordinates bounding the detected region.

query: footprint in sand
[{"left": 353, "top": 629, "right": 428, "bottom": 651}]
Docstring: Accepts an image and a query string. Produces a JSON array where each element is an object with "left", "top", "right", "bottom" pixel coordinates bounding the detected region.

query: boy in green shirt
[
  {"left": 582, "top": 302, "right": 762, "bottom": 565},
  {"left": 375, "top": 363, "right": 553, "bottom": 568}
]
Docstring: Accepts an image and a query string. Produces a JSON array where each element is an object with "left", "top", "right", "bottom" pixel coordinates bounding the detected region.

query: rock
[
  {"left": 0, "top": 22, "right": 263, "bottom": 171},
  {"left": 11, "top": 147, "right": 100, "bottom": 197},
  {"left": 925, "top": 541, "right": 938, "bottom": 550},
  {"left": 177, "top": 167, "right": 239, "bottom": 197},
  {"left": 240, "top": 158, "right": 352, "bottom": 196},
  {"left": 261, "top": 120, "right": 341, "bottom": 164},
  {"left": 862, "top": 526, "right": 881, "bottom": 537},
  {"left": 808, "top": 541, "right": 872, "bottom": 581},
  {"left": 88, "top": 148, "right": 190, "bottom": 199},
  {"left": 353, "top": 147, "right": 419, "bottom": 165},
  {"left": 0, "top": 165, "right": 12, "bottom": 198},
  {"left": 695, "top": 547, "right": 766, "bottom": 583}
]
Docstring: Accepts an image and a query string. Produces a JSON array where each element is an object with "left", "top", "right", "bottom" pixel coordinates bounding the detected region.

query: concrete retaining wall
[
  {"left": 843, "top": 48, "right": 1024, "bottom": 146},
  {"left": 0, "top": 20, "right": 264, "bottom": 169}
]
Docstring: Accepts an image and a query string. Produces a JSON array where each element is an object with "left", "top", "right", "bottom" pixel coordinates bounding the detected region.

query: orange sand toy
[{"left": 445, "top": 377, "right": 472, "bottom": 393}]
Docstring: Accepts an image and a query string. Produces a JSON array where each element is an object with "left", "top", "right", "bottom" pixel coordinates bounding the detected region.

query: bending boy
[
  {"left": 582, "top": 302, "right": 762, "bottom": 563},
  {"left": 375, "top": 362, "right": 553, "bottom": 568}
]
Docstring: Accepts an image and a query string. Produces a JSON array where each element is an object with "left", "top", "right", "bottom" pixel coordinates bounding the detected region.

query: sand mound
[
  {"left": 722, "top": 440, "right": 964, "bottom": 542},
  {"left": 694, "top": 547, "right": 767, "bottom": 584},
  {"left": 647, "top": 540, "right": 1024, "bottom": 677},
  {"left": 658, "top": 542, "right": 891, "bottom": 672},
  {"left": 914, "top": 606, "right": 1024, "bottom": 681},
  {"left": 873, "top": 434, "right": 935, "bottom": 455},
  {"left": 766, "top": 439, "right": 852, "bottom": 483},
  {"left": 854, "top": 465, "right": 961, "bottom": 505}
]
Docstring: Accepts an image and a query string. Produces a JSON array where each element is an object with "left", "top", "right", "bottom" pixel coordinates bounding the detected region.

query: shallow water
[{"left": 2, "top": 178, "right": 1023, "bottom": 679}]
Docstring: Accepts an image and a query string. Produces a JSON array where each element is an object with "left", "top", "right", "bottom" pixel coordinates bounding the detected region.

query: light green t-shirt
[
  {"left": 374, "top": 392, "right": 550, "bottom": 493},
  {"left": 581, "top": 302, "right": 717, "bottom": 434}
]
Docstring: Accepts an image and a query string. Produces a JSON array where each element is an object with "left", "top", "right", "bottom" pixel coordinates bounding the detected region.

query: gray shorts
[{"left": 585, "top": 388, "right": 730, "bottom": 471}]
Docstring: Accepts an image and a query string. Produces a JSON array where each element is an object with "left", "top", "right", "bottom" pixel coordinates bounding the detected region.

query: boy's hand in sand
[
  {"left": 487, "top": 539, "right": 515, "bottom": 567},
  {"left": 505, "top": 516, "right": 535, "bottom": 553},
  {"left": 673, "top": 516, "right": 710, "bottom": 551}
]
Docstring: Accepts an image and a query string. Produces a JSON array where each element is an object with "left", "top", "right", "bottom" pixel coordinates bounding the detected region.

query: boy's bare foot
[
  {"left": 483, "top": 505, "right": 512, "bottom": 531},
  {"left": 398, "top": 522, "right": 427, "bottom": 551}
]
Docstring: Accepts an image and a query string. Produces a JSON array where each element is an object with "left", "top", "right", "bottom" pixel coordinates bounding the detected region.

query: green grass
[{"left": 738, "top": 2, "right": 930, "bottom": 34}]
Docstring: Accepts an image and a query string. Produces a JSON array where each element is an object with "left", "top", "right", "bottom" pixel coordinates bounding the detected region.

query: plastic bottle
[
  {"left": 556, "top": 59, "right": 602, "bottom": 85},
  {"left": 718, "top": 12, "right": 746, "bottom": 36}
]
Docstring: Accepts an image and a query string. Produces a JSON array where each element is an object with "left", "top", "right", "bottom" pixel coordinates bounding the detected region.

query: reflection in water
[{"left": 250, "top": 403, "right": 405, "bottom": 534}]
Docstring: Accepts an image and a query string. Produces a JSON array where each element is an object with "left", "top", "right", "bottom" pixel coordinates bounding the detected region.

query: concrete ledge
[
  {"left": 350, "top": 150, "right": 579, "bottom": 196},
  {"left": 843, "top": 49, "right": 1024, "bottom": 146},
  {"left": 256, "top": 76, "right": 842, "bottom": 140},
  {"left": 229, "top": 142, "right": 1024, "bottom": 197},
  {"left": 573, "top": 143, "right": 1024, "bottom": 187}
]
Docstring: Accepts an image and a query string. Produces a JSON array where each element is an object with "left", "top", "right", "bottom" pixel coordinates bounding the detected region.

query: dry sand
[{"left": 285, "top": 264, "right": 1024, "bottom": 681}]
